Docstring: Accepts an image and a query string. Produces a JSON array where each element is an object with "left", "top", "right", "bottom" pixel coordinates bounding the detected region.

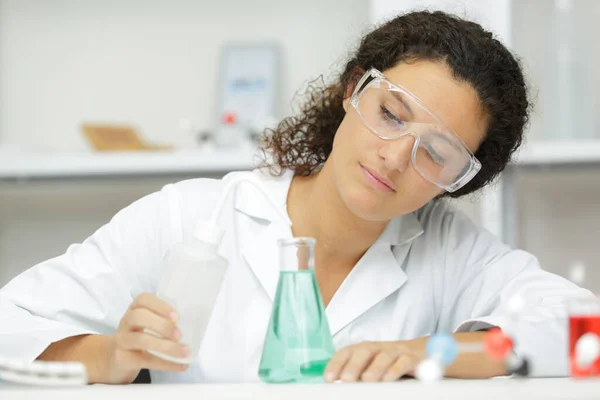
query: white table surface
[{"left": 1, "top": 378, "right": 599, "bottom": 400}]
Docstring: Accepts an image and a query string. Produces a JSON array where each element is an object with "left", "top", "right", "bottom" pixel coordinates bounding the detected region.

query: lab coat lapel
[
  {"left": 241, "top": 220, "right": 291, "bottom": 301},
  {"left": 231, "top": 169, "right": 425, "bottom": 334},
  {"left": 234, "top": 169, "right": 295, "bottom": 301},
  {"left": 326, "top": 214, "right": 423, "bottom": 336}
]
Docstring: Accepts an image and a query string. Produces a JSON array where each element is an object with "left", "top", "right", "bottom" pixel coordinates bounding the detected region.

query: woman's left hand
[{"left": 324, "top": 340, "right": 424, "bottom": 383}]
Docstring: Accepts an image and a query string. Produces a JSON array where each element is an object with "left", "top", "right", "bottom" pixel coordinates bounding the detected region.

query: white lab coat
[{"left": 0, "top": 169, "right": 593, "bottom": 382}]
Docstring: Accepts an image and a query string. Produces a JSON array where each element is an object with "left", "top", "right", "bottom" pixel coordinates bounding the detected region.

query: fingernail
[
  {"left": 181, "top": 345, "right": 191, "bottom": 356},
  {"left": 172, "top": 329, "right": 181, "bottom": 340},
  {"left": 170, "top": 311, "right": 179, "bottom": 323},
  {"left": 324, "top": 372, "right": 335, "bottom": 382}
]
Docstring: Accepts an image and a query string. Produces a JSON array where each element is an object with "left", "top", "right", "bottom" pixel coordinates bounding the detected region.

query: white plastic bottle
[
  {"left": 148, "top": 238, "right": 227, "bottom": 364},
  {"left": 148, "top": 174, "right": 292, "bottom": 364}
]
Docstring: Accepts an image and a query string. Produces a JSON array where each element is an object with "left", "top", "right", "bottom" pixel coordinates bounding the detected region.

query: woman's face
[{"left": 330, "top": 59, "right": 488, "bottom": 222}]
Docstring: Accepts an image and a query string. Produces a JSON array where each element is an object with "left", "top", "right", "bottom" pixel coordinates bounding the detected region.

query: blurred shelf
[
  {"left": 513, "top": 140, "right": 600, "bottom": 166},
  {"left": 0, "top": 148, "right": 259, "bottom": 180},
  {"left": 483, "top": 139, "right": 600, "bottom": 248}
]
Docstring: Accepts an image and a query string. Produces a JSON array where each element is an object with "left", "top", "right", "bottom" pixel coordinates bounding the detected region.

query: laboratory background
[{"left": 0, "top": 0, "right": 599, "bottom": 297}]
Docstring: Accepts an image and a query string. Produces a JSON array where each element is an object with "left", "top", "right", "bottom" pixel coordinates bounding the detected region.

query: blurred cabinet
[{"left": 0, "top": 149, "right": 257, "bottom": 287}]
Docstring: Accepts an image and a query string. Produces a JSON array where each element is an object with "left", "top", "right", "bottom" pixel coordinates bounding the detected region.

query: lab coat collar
[
  {"left": 232, "top": 168, "right": 294, "bottom": 224},
  {"left": 236, "top": 169, "right": 424, "bottom": 336},
  {"left": 233, "top": 168, "right": 423, "bottom": 246},
  {"left": 324, "top": 214, "right": 424, "bottom": 335},
  {"left": 377, "top": 209, "right": 424, "bottom": 247}
]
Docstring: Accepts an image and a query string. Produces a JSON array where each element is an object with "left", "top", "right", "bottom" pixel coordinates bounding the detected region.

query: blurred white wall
[
  {"left": 370, "top": 0, "right": 511, "bottom": 42},
  {"left": 512, "top": 0, "right": 600, "bottom": 142},
  {"left": 2, "top": 0, "right": 600, "bottom": 294},
  {"left": 0, "top": 0, "right": 371, "bottom": 286},
  {"left": 0, "top": 0, "right": 370, "bottom": 150},
  {"left": 371, "top": 0, "right": 600, "bottom": 293}
]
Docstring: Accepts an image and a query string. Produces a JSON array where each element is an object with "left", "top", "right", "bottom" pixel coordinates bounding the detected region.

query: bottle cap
[{"left": 194, "top": 223, "right": 224, "bottom": 247}]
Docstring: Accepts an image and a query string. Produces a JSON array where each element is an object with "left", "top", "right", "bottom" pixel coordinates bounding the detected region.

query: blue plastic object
[{"left": 426, "top": 333, "right": 458, "bottom": 366}]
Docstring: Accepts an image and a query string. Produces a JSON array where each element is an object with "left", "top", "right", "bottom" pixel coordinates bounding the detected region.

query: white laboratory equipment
[
  {"left": 0, "top": 357, "right": 87, "bottom": 386},
  {"left": 215, "top": 112, "right": 245, "bottom": 148}
]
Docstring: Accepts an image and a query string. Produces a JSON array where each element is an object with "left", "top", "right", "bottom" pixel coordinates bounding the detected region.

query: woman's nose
[{"left": 377, "top": 135, "right": 415, "bottom": 172}]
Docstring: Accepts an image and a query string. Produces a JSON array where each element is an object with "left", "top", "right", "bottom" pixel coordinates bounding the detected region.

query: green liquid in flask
[{"left": 258, "top": 270, "right": 335, "bottom": 383}]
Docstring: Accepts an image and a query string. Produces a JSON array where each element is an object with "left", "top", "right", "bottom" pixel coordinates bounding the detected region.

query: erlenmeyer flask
[{"left": 258, "top": 237, "right": 335, "bottom": 383}]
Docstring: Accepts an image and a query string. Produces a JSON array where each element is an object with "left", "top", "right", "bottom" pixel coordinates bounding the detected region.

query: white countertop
[
  {"left": 0, "top": 378, "right": 599, "bottom": 400},
  {"left": 0, "top": 147, "right": 259, "bottom": 180}
]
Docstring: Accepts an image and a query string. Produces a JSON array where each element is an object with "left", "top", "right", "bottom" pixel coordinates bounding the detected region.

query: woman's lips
[{"left": 359, "top": 164, "right": 395, "bottom": 193}]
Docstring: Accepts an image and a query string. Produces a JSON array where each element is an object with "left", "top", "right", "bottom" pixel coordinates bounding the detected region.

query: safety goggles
[{"left": 350, "top": 68, "right": 481, "bottom": 192}]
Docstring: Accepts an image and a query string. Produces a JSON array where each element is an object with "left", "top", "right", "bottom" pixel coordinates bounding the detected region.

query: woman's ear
[
  {"left": 342, "top": 66, "right": 365, "bottom": 112},
  {"left": 342, "top": 97, "right": 350, "bottom": 112}
]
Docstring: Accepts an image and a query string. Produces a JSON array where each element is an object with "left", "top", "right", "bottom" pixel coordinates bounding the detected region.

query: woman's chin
[{"left": 343, "top": 189, "right": 392, "bottom": 222}]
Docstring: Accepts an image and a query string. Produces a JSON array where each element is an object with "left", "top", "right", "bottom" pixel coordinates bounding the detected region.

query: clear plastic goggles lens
[{"left": 353, "top": 74, "right": 481, "bottom": 191}]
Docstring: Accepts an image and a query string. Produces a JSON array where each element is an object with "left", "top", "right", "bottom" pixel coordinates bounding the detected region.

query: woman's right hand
[{"left": 106, "top": 293, "right": 190, "bottom": 384}]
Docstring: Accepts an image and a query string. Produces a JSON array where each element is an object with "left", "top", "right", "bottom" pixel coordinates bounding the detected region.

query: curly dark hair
[{"left": 259, "top": 10, "right": 531, "bottom": 198}]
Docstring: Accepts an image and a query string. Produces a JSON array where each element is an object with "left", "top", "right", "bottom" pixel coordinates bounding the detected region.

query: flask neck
[{"left": 278, "top": 237, "right": 316, "bottom": 272}]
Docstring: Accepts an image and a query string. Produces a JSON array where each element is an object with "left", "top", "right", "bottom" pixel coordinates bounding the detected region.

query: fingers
[
  {"left": 382, "top": 353, "right": 420, "bottom": 382},
  {"left": 136, "top": 351, "right": 190, "bottom": 373},
  {"left": 325, "top": 342, "right": 379, "bottom": 382},
  {"left": 324, "top": 347, "right": 352, "bottom": 382},
  {"left": 340, "top": 345, "right": 380, "bottom": 382},
  {"left": 361, "top": 351, "right": 398, "bottom": 382},
  {"left": 122, "top": 308, "right": 180, "bottom": 340},
  {"left": 130, "top": 293, "right": 179, "bottom": 323},
  {"left": 112, "top": 345, "right": 189, "bottom": 374},
  {"left": 325, "top": 341, "right": 422, "bottom": 383},
  {"left": 111, "top": 293, "right": 191, "bottom": 375},
  {"left": 117, "top": 331, "right": 190, "bottom": 359}
]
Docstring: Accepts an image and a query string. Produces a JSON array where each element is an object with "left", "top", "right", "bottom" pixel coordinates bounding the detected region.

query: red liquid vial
[{"left": 569, "top": 298, "right": 600, "bottom": 378}]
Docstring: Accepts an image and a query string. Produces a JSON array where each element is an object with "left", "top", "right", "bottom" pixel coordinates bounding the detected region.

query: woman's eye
[
  {"left": 380, "top": 105, "right": 404, "bottom": 126},
  {"left": 424, "top": 144, "right": 446, "bottom": 164}
]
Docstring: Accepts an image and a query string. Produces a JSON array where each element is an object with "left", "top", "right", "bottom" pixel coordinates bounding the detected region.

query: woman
[{"left": 0, "top": 11, "right": 592, "bottom": 384}]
